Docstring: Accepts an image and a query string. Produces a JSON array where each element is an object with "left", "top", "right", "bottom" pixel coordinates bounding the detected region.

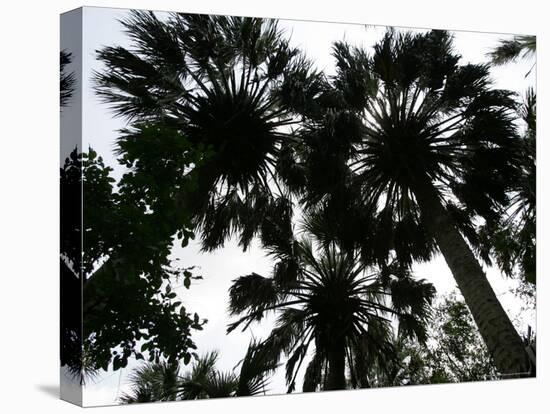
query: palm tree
[
  {"left": 508, "top": 88, "right": 536, "bottom": 282},
  {"left": 488, "top": 35, "right": 536, "bottom": 67},
  {"left": 480, "top": 88, "right": 536, "bottom": 284},
  {"left": 486, "top": 33, "right": 536, "bottom": 283},
  {"left": 119, "top": 360, "right": 181, "bottom": 403},
  {"left": 228, "top": 221, "right": 435, "bottom": 391},
  {"left": 120, "top": 344, "right": 278, "bottom": 403},
  {"left": 282, "top": 30, "right": 528, "bottom": 376},
  {"left": 177, "top": 345, "right": 278, "bottom": 398},
  {"left": 95, "top": 11, "right": 320, "bottom": 251}
]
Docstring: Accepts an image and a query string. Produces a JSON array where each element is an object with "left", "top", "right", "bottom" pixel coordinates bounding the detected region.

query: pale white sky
[{"left": 61, "top": 6, "right": 536, "bottom": 406}]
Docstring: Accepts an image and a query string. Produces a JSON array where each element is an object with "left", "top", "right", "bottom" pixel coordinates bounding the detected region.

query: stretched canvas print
[{"left": 60, "top": 6, "right": 536, "bottom": 407}]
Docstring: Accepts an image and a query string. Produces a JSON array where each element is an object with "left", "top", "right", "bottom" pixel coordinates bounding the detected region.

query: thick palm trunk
[
  {"left": 326, "top": 346, "right": 346, "bottom": 390},
  {"left": 413, "top": 177, "right": 528, "bottom": 377}
]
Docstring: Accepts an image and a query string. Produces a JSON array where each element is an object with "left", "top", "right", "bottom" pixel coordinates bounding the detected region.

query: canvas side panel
[{"left": 60, "top": 7, "right": 83, "bottom": 407}]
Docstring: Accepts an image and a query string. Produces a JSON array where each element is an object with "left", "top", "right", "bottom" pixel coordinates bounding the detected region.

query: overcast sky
[{"left": 61, "top": 6, "right": 536, "bottom": 406}]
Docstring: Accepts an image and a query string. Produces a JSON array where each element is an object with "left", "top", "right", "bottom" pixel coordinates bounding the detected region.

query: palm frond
[
  {"left": 488, "top": 35, "right": 536, "bottom": 66},
  {"left": 60, "top": 50, "right": 75, "bottom": 107},
  {"left": 228, "top": 273, "right": 279, "bottom": 319},
  {"left": 119, "top": 361, "right": 181, "bottom": 403},
  {"left": 235, "top": 341, "right": 280, "bottom": 396}
]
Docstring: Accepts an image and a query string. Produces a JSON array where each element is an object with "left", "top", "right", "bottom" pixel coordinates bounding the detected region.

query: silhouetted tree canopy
[
  {"left": 479, "top": 88, "right": 536, "bottom": 285},
  {"left": 378, "top": 295, "right": 499, "bottom": 385},
  {"left": 60, "top": 129, "right": 208, "bottom": 376},
  {"left": 119, "top": 342, "right": 278, "bottom": 403},
  {"left": 273, "top": 29, "right": 530, "bottom": 375},
  {"left": 60, "top": 50, "right": 75, "bottom": 107},
  {"left": 94, "top": 11, "right": 321, "bottom": 252},
  {"left": 76, "top": 11, "right": 536, "bottom": 389},
  {"left": 227, "top": 210, "right": 435, "bottom": 391},
  {"left": 283, "top": 30, "right": 523, "bottom": 265}
]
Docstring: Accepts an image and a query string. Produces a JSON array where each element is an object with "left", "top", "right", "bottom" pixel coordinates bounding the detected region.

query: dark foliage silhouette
[
  {"left": 488, "top": 35, "right": 536, "bottom": 67},
  {"left": 480, "top": 88, "right": 536, "bottom": 285},
  {"left": 279, "top": 29, "right": 530, "bottom": 376},
  {"left": 95, "top": 11, "right": 319, "bottom": 251},
  {"left": 384, "top": 296, "right": 499, "bottom": 385},
  {"left": 227, "top": 210, "right": 435, "bottom": 391},
  {"left": 60, "top": 49, "right": 86, "bottom": 380},
  {"left": 85, "top": 10, "right": 536, "bottom": 397},
  {"left": 60, "top": 141, "right": 207, "bottom": 378},
  {"left": 60, "top": 50, "right": 75, "bottom": 107},
  {"left": 120, "top": 343, "right": 278, "bottom": 403}
]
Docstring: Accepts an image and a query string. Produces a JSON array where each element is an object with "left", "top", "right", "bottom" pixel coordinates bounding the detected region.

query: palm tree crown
[
  {"left": 119, "top": 360, "right": 180, "bottom": 403},
  {"left": 120, "top": 344, "right": 278, "bottom": 403},
  {"left": 295, "top": 30, "right": 519, "bottom": 263},
  {"left": 95, "top": 11, "right": 316, "bottom": 250},
  {"left": 228, "top": 219, "right": 435, "bottom": 391}
]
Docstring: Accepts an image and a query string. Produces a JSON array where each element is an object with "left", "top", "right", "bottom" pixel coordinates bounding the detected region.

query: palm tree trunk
[
  {"left": 413, "top": 177, "right": 528, "bottom": 377},
  {"left": 326, "top": 346, "right": 346, "bottom": 390}
]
